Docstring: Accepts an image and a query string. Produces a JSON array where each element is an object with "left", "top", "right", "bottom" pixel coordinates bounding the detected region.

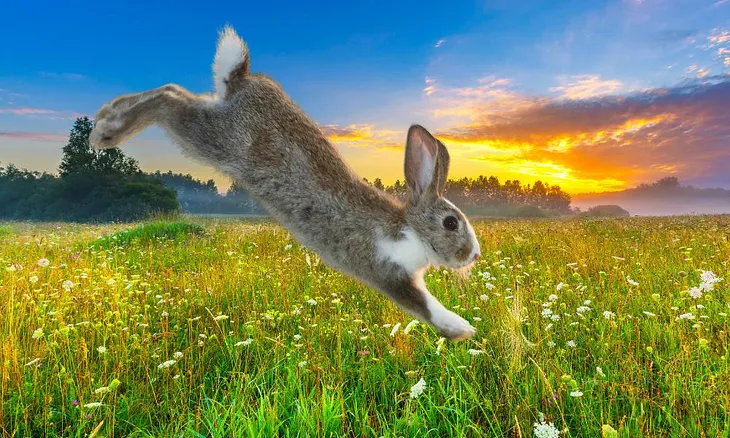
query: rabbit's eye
[{"left": 443, "top": 216, "right": 458, "bottom": 231}]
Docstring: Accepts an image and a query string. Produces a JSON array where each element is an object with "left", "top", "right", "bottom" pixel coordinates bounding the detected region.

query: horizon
[{"left": 2, "top": 0, "right": 730, "bottom": 194}]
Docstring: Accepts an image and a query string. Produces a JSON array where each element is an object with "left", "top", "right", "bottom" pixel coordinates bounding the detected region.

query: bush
[{"left": 581, "top": 205, "right": 630, "bottom": 218}]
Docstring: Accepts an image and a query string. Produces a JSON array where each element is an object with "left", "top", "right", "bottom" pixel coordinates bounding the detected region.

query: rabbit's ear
[{"left": 404, "top": 124, "right": 450, "bottom": 202}]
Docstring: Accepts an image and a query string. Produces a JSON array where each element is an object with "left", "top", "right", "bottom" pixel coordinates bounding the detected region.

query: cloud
[
  {"left": 0, "top": 132, "right": 68, "bottom": 142},
  {"left": 320, "top": 124, "right": 402, "bottom": 150},
  {"left": 428, "top": 76, "right": 730, "bottom": 191},
  {"left": 0, "top": 107, "right": 86, "bottom": 120},
  {"left": 550, "top": 75, "right": 624, "bottom": 100},
  {"left": 434, "top": 39, "right": 445, "bottom": 48}
]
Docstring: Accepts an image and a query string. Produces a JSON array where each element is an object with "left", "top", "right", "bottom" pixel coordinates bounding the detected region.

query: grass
[{"left": 0, "top": 216, "right": 728, "bottom": 437}]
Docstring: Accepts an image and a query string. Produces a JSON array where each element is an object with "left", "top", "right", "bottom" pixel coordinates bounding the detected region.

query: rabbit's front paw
[
  {"left": 431, "top": 307, "right": 477, "bottom": 341},
  {"left": 90, "top": 103, "right": 128, "bottom": 150}
]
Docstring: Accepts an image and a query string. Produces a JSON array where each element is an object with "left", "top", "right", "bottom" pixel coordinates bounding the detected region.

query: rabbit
[{"left": 90, "top": 26, "right": 481, "bottom": 341}]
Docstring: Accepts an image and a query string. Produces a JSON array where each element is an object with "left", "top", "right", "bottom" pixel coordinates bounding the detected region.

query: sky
[{"left": 1, "top": 0, "right": 729, "bottom": 194}]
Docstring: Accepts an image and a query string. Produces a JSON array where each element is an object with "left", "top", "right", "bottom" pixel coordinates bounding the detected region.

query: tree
[{"left": 59, "top": 116, "right": 140, "bottom": 177}]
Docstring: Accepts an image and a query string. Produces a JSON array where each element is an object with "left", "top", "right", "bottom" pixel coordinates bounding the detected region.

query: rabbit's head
[{"left": 402, "top": 125, "right": 481, "bottom": 271}]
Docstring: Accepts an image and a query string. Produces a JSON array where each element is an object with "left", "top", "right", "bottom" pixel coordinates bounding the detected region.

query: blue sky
[{"left": 2, "top": 0, "right": 730, "bottom": 193}]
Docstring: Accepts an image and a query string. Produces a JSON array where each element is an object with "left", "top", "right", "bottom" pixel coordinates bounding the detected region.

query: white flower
[
  {"left": 603, "top": 311, "right": 615, "bottom": 320},
  {"left": 409, "top": 378, "right": 427, "bottom": 399},
  {"left": 533, "top": 413, "right": 561, "bottom": 438},
  {"left": 485, "top": 282, "right": 495, "bottom": 291},
  {"left": 556, "top": 283, "right": 565, "bottom": 291},
  {"left": 467, "top": 349, "right": 484, "bottom": 356},
  {"left": 94, "top": 386, "right": 109, "bottom": 394},
  {"left": 106, "top": 278, "right": 116, "bottom": 286},
  {"left": 569, "top": 391, "right": 583, "bottom": 397},
  {"left": 97, "top": 346, "right": 107, "bottom": 354},
  {"left": 550, "top": 314, "right": 561, "bottom": 321},
  {"left": 62, "top": 280, "right": 74, "bottom": 291},
  {"left": 173, "top": 351, "right": 183, "bottom": 359},
  {"left": 548, "top": 294, "right": 558, "bottom": 302},
  {"left": 472, "top": 316, "right": 482, "bottom": 322},
  {"left": 689, "top": 287, "right": 703, "bottom": 299},
  {"left": 161, "top": 311, "right": 169, "bottom": 318},
  {"left": 298, "top": 360, "right": 307, "bottom": 368},
  {"left": 541, "top": 308, "right": 553, "bottom": 319},
  {"left": 213, "top": 314, "right": 229, "bottom": 321},
  {"left": 157, "top": 360, "right": 176, "bottom": 369},
  {"left": 284, "top": 244, "right": 293, "bottom": 251},
  {"left": 293, "top": 334, "right": 302, "bottom": 341},
  {"left": 83, "top": 402, "right": 104, "bottom": 408},
  {"left": 37, "top": 258, "right": 50, "bottom": 268},
  {"left": 404, "top": 320, "right": 419, "bottom": 334},
  {"left": 567, "top": 340, "right": 576, "bottom": 348},
  {"left": 435, "top": 337, "right": 445, "bottom": 355},
  {"left": 32, "top": 328, "right": 44, "bottom": 340},
  {"left": 643, "top": 311, "right": 656, "bottom": 317},
  {"left": 596, "top": 367, "right": 606, "bottom": 378},
  {"left": 627, "top": 277, "right": 639, "bottom": 287},
  {"left": 29, "top": 275, "right": 39, "bottom": 284},
  {"left": 583, "top": 300, "right": 592, "bottom": 306},
  {"left": 679, "top": 313, "right": 695, "bottom": 320},
  {"left": 306, "top": 299, "right": 317, "bottom": 306},
  {"left": 576, "top": 306, "right": 590, "bottom": 314},
  {"left": 390, "top": 323, "right": 402, "bottom": 337},
  {"left": 235, "top": 338, "right": 253, "bottom": 347},
  {"left": 479, "top": 294, "right": 489, "bottom": 301},
  {"left": 547, "top": 341, "right": 556, "bottom": 348}
]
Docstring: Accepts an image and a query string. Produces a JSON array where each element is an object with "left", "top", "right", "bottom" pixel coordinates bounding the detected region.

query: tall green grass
[{"left": 0, "top": 216, "right": 728, "bottom": 437}]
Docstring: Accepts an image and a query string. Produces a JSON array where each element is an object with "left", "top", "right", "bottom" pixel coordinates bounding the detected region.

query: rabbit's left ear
[{"left": 404, "top": 124, "right": 450, "bottom": 203}]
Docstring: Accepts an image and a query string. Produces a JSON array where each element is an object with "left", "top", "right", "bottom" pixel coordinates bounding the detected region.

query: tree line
[{"left": 0, "top": 117, "right": 574, "bottom": 222}]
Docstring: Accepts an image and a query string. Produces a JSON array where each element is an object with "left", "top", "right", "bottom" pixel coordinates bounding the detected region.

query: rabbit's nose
[{"left": 473, "top": 253, "right": 480, "bottom": 261}]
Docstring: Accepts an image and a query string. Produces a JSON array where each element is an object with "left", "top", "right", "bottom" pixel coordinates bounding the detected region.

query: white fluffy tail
[{"left": 213, "top": 25, "right": 249, "bottom": 99}]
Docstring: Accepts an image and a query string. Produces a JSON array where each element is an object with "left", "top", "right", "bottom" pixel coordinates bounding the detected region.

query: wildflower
[
  {"left": 62, "top": 280, "right": 74, "bottom": 291},
  {"left": 29, "top": 275, "right": 39, "bottom": 284},
  {"left": 173, "top": 351, "right": 183, "bottom": 359},
  {"left": 157, "top": 360, "right": 176, "bottom": 369},
  {"left": 689, "top": 287, "right": 703, "bottom": 299},
  {"left": 479, "top": 294, "right": 488, "bottom": 301},
  {"left": 485, "top": 282, "right": 495, "bottom": 290},
  {"left": 72, "top": 400, "right": 79, "bottom": 406},
  {"left": 94, "top": 386, "right": 109, "bottom": 394},
  {"left": 306, "top": 299, "right": 317, "bottom": 306},
  {"left": 97, "top": 346, "right": 107, "bottom": 354},
  {"left": 106, "top": 278, "right": 116, "bottom": 286},
  {"left": 643, "top": 311, "right": 656, "bottom": 317},
  {"left": 435, "top": 337, "right": 445, "bottom": 355},
  {"left": 213, "top": 314, "right": 229, "bottom": 321},
  {"left": 570, "top": 391, "right": 583, "bottom": 397},
  {"left": 37, "top": 258, "right": 50, "bottom": 268},
  {"left": 627, "top": 277, "right": 639, "bottom": 287},
  {"left": 83, "top": 402, "right": 103, "bottom": 408},
  {"left": 550, "top": 314, "right": 561, "bottom": 321},
  {"left": 576, "top": 306, "right": 590, "bottom": 314},
  {"left": 541, "top": 308, "right": 553, "bottom": 319},
  {"left": 161, "top": 311, "right": 169, "bottom": 318},
  {"left": 584, "top": 300, "right": 592, "bottom": 306},
  {"left": 389, "top": 323, "right": 401, "bottom": 337},
  {"left": 472, "top": 316, "right": 482, "bottom": 322},
  {"left": 603, "top": 311, "right": 615, "bottom": 320},
  {"left": 679, "top": 313, "right": 695, "bottom": 320},
  {"left": 467, "top": 349, "right": 484, "bottom": 356},
  {"left": 533, "top": 413, "right": 561, "bottom": 438},
  {"left": 235, "top": 338, "right": 253, "bottom": 347},
  {"left": 409, "top": 378, "right": 427, "bottom": 399},
  {"left": 298, "top": 360, "right": 308, "bottom": 368},
  {"left": 293, "top": 334, "right": 302, "bottom": 341},
  {"left": 596, "top": 367, "right": 606, "bottom": 378},
  {"left": 547, "top": 341, "right": 556, "bottom": 348},
  {"left": 567, "top": 340, "right": 576, "bottom": 348},
  {"left": 556, "top": 283, "right": 565, "bottom": 291},
  {"left": 32, "top": 328, "right": 44, "bottom": 340}
]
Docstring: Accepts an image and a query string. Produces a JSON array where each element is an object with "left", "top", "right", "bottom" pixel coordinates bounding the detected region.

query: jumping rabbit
[{"left": 90, "top": 26, "right": 481, "bottom": 340}]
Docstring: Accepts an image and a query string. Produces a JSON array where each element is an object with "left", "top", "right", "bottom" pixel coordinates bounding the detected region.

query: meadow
[{"left": 0, "top": 216, "right": 728, "bottom": 437}]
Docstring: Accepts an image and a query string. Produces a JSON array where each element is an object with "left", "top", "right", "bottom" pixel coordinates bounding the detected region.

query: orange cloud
[{"left": 320, "top": 124, "right": 402, "bottom": 150}]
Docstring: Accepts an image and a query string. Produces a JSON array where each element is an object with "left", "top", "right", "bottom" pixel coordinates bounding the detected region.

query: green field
[{"left": 1, "top": 217, "right": 728, "bottom": 437}]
